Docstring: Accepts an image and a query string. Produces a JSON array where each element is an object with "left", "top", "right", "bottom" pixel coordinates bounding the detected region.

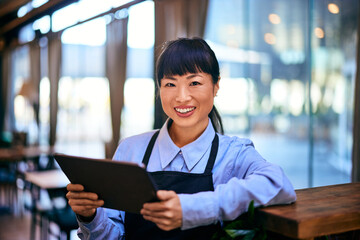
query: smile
[{"left": 175, "top": 107, "right": 196, "bottom": 114}]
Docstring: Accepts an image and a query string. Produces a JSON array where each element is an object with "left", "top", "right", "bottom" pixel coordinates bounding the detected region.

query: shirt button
[{"left": 179, "top": 151, "right": 182, "bottom": 155}]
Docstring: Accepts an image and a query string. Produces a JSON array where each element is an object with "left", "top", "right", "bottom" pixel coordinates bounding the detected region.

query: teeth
[{"left": 175, "top": 107, "right": 195, "bottom": 113}]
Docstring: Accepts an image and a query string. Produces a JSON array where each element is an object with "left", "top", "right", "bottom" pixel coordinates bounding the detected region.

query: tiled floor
[
  {"left": 0, "top": 209, "right": 79, "bottom": 240},
  {"left": 0, "top": 208, "right": 31, "bottom": 240}
]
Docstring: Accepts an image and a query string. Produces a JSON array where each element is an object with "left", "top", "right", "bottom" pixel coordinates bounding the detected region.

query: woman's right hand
[{"left": 66, "top": 183, "right": 104, "bottom": 218}]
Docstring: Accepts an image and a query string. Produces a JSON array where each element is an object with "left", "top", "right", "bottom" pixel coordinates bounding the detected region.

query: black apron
[{"left": 125, "top": 130, "right": 221, "bottom": 240}]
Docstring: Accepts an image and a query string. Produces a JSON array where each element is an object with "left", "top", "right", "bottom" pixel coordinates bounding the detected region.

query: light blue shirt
[{"left": 77, "top": 119, "right": 296, "bottom": 239}]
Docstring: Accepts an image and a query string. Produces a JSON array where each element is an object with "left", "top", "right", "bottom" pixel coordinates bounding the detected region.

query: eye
[
  {"left": 164, "top": 82, "right": 175, "bottom": 87},
  {"left": 190, "top": 81, "right": 201, "bottom": 86}
]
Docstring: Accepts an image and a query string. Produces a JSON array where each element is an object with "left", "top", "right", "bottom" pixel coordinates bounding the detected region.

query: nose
[{"left": 175, "top": 86, "right": 191, "bottom": 102}]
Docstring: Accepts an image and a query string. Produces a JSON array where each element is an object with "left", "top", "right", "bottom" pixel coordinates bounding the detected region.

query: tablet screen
[{"left": 54, "top": 153, "right": 158, "bottom": 213}]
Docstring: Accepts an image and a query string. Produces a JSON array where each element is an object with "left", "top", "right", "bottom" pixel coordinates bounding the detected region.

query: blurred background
[{"left": 0, "top": 0, "right": 359, "bottom": 239}]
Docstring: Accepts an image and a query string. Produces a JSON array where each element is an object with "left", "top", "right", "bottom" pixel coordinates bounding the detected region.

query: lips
[
  {"left": 174, "top": 106, "right": 196, "bottom": 117},
  {"left": 175, "top": 107, "right": 195, "bottom": 113}
]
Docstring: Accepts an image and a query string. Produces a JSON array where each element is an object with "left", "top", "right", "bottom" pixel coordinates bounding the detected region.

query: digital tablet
[{"left": 54, "top": 153, "right": 158, "bottom": 213}]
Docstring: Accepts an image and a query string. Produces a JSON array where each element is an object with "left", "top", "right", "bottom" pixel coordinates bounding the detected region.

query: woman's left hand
[{"left": 141, "top": 190, "right": 182, "bottom": 231}]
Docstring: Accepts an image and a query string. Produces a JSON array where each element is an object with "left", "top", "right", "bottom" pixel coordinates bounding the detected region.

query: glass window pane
[
  {"left": 311, "top": 0, "right": 357, "bottom": 186},
  {"left": 205, "top": 0, "right": 358, "bottom": 188}
]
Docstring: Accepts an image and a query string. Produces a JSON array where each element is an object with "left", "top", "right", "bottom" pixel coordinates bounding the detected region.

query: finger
[
  {"left": 142, "top": 202, "right": 168, "bottom": 212},
  {"left": 67, "top": 184, "right": 84, "bottom": 191},
  {"left": 141, "top": 207, "right": 175, "bottom": 219},
  {"left": 143, "top": 191, "right": 177, "bottom": 211},
  {"left": 68, "top": 198, "right": 104, "bottom": 207},
  {"left": 157, "top": 190, "right": 176, "bottom": 201},
  {"left": 66, "top": 191, "right": 100, "bottom": 201}
]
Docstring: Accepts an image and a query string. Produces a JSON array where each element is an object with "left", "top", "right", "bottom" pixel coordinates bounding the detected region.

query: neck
[{"left": 168, "top": 119, "right": 209, "bottom": 148}]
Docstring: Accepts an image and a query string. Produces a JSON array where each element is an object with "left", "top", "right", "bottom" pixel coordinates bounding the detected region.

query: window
[{"left": 205, "top": 0, "right": 358, "bottom": 188}]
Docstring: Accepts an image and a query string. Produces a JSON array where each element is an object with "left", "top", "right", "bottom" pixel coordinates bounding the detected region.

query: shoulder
[
  {"left": 120, "top": 130, "right": 158, "bottom": 146},
  {"left": 112, "top": 130, "right": 159, "bottom": 161},
  {"left": 217, "top": 133, "right": 255, "bottom": 151},
  {"left": 216, "top": 133, "right": 264, "bottom": 163}
]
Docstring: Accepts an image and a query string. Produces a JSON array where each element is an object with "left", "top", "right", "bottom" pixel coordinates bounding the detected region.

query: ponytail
[{"left": 209, "top": 106, "right": 224, "bottom": 134}]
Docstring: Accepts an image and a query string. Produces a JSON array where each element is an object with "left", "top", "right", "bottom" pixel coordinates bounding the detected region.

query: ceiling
[{"left": 0, "top": 0, "right": 78, "bottom": 45}]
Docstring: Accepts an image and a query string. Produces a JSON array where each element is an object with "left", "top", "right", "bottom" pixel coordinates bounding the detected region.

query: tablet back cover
[{"left": 54, "top": 153, "right": 158, "bottom": 213}]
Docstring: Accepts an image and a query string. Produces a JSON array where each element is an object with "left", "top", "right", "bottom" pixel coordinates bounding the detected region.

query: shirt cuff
[
  {"left": 178, "top": 192, "right": 219, "bottom": 230},
  {"left": 77, "top": 207, "right": 107, "bottom": 230}
]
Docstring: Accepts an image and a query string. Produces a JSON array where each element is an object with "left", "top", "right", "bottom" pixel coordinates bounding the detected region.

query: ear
[{"left": 214, "top": 77, "right": 220, "bottom": 96}]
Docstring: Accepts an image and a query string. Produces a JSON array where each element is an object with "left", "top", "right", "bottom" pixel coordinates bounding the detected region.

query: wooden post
[{"left": 352, "top": 4, "right": 360, "bottom": 183}]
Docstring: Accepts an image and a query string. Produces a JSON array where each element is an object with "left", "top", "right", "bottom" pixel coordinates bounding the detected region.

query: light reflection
[
  {"left": 32, "top": 15, "right": 50, "bottom": 34},
  {"left": 32, "top": 0, "right": 48, "bottom": 8},
  {"left": 121, "top": 78, "right": 154, "bottom": 138},
  {"left": 323, "top": 87, "right": 334, "bottom": 109},
  {"left": 57, "top": 77, "right": 111, "bottom": 141},
  {"left": 270, "top": 79, "right": 288, "bottom": 110},
  {"left": 328, "top": 3, "right": 340, "bottom": 14},
  {"left": 61, "top": 18, "right": 107, "bottom": 46},
  {"left": 274, "top": 115, "right": 290, "bottom": 133},
  {"left": 39, "top": 77, "right": 50, "bottom": 123},
  {"left": 17, "top": 3, "right": 33, "bottom": 17},
  {"left": 264, "top": 33, "right": 276, "bottom": 45},
  {"left": 311, "top": 82, "right": 321, "bottom": 113},
  {"left": 314, "top": 27, "right": 325, "bottom": 39},
  {"left": 261, "top": 95, "right": 272, "bottom": 114},
  {"left": 332, "top": 77, "right": 345, "bottom": 114},
  {"left": 289, "top": 80, "right": 305, "bottom": 116},
  {"left": 215, "top": 78, "right": 249, "bottom": 114},
  {"left": 127, "top": 1, "right": 154, "bottom": 49},
  {"left": 226, "top": 25, "right": 236, "bottom": 35},
  {"left": 269, "top": 14, "right": 281, "bottom": 24}
]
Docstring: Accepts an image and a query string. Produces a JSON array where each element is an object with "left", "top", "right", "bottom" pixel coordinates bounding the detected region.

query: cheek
[{"left": 159, "top": 91, "right": 172, "bottom": 109}]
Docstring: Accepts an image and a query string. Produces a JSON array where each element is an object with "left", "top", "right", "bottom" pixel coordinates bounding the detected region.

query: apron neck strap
[
  {"left": 204, "top": 133, "right": 218, "bottom": 174},
  {"left": 142, "top": 130, "right": 160, "bottom": 166}
]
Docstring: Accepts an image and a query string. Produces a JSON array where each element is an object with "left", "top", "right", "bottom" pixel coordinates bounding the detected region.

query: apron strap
[
  {"left": 142, "top": 130, "right": 160, "bottom": 166},
  {"left": 204, "top": 134, "right": 218, "bottom": 175}
]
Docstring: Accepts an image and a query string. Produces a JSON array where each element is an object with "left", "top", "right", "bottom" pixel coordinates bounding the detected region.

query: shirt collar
[{"left": 157, "top": 118, "right": 216, "bottom": 171}]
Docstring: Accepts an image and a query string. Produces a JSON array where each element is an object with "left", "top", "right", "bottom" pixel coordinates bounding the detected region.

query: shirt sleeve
[
  {"left": 178, "top": 139, "right": 297, "bottom": 230},
  {"left": 77, "top": 208, "right": 126, "bottom": 239}
]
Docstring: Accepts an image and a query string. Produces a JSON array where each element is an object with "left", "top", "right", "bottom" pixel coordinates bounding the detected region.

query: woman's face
[{"left": 160, "top": 72, "right": 219, "bottom": 132}]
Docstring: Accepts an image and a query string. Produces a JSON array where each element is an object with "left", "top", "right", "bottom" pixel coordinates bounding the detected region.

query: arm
[{"left": 178, "top": 141, "right": 296, "bottom": 230}]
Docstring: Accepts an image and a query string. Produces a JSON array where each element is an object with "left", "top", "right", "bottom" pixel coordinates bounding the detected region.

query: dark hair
[{"left": 156, "top": 37, "right": 224, "bottom": 134}]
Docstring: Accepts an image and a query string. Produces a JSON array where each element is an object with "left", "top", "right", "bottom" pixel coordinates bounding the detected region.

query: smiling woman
[{"left": 66, "top": 38, "right": 296, "bottom": 240}]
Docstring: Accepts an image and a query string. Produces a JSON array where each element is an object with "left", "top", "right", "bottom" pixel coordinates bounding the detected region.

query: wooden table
[
  {"left": 256, "top": 183, "right": 360, "bottom": 240},
  {"left": 0, "top": 146, "right": 55, "bottom": 213},
  {"left": 0, "top": 145, "right": 55, "bottom": 162},
  {"left": 25, "top": 169, "right": 69, "bottom": 189}
]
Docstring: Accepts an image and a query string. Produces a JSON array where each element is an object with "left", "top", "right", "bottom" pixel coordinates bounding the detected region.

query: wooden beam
[
  {"left": 0, "top": 0, "right": 31, "bottom": 18},
  {"left": 352, "top": 3, "right": 360, "bottom": 183},
  {"left": 0, "top": 0, "right": 78, "bottom": 35}
]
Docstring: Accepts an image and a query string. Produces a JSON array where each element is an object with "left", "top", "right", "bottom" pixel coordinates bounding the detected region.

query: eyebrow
[
  {"left": 186, "top": 74, "right": 202, "bottom": 79},
  {"left": 163, "top": 76, "right": 177, "bottom": 80},
  {"left": 163, "top": 74, "right": 202, "bottom": 80}
]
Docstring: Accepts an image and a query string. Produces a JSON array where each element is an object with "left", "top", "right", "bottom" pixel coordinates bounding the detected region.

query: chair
[
  {"left": 20, "top": 155, "right": 68, "bottom": 240},
  {"left": 46, "top": 187, "right": 79, "bottom": 240},
  {"left": 0, "top": 161, "right": 17, "bottom": 212},
  {"left": 0, "top": 131, "right": 27, "bottom": 213}
]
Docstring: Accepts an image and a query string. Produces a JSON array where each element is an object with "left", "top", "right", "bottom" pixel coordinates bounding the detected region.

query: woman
[{"left": 66, "top": 38, "right": 296, "bottom": 240}]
